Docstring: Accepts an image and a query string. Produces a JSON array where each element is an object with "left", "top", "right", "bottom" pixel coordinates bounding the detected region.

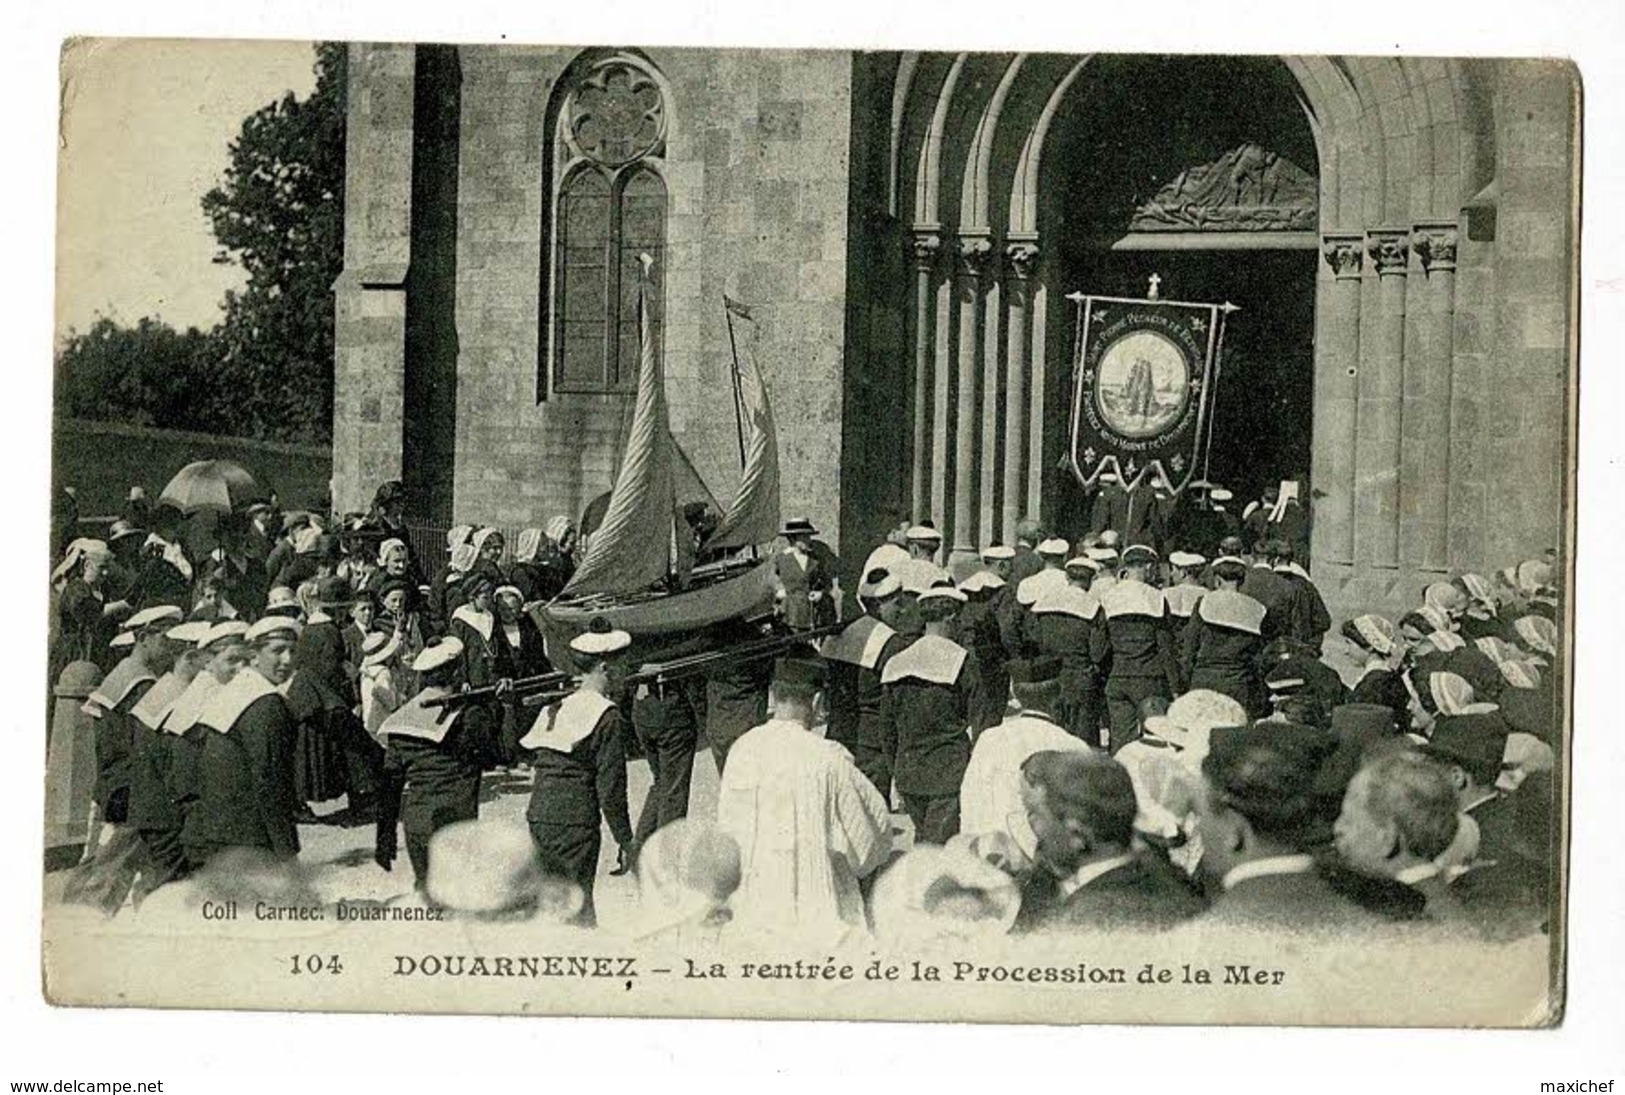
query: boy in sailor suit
[
  {"left": 521, "top": 621, "right": 636, "bottom": 927},
  {"left": 182, "top": 617, "right": 303, "bottom": 870},
  {"left": 823, "top": 567, "right": 908, "bottom": 796},
  {"left": 374, "top": 637, "right": 509, "bottom": 892},
  {"left": 125, "top": 619, "right": 213, "bottom": 895},
  {"left": 880, "top": 586, "right": 981, "bottom": 845},
  {"left": 1099, "top": 545, "right": 1184, "bottom": 751}
]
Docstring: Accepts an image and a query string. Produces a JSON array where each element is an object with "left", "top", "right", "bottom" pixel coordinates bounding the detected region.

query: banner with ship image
[{"left": 1066, "top": 286, "right": 1232, "bottom": 494}]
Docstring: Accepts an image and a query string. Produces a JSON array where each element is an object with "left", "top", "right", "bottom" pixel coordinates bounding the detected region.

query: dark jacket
[
  {"left": 879, "top": 635, "right": 978, "bottom": 797},
  {"left": 293, "top": 618, "right": 354, "bottom": 706},
  {"left": 1182, "top": 616, "right": 1265, "bottom": 715},
  {"left": 1204, "top": 862, "right": 1379, "bottom": 930},
  {"left": 1024, "top": 853, "right": 1206, "bottom": 932},
  {"left": 382, "top": 703, "right": 505, "bottom": 838},
  {"left": 180, "top": 691, "right": 301, "bottom": 858},
  {"left": 92, "top": 685, "right": 150, "bottom": 823},
  {"left": 525, "top": 702, "right": 633, "bottom": 846}
]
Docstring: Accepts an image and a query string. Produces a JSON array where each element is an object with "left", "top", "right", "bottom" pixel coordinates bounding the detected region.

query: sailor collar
[
  {"left": 880, "top": 634, "right": 968, "bottom": 687},
  {"left": 379, "top": 687, "right": 462, "bottom": 744},
  {"left": 1015, "top": 568, "right": 1067, "bottom": 607},
  {"left": 1031, "top": 586, "right": 1101, "bottom": 621},
  {"left": 1274, "top": 562, "right": 1311, "bottom": 580},
  {"left": 130, "top": 672, "right": 189, "bottom": 731},
  {"left": 1164, "top": 584, "right": 1205, "bottom": 618},
  {"left": 451, "top": 603, "right": 495, "bottom": 641},
  {"left": 1100, "top": 579, "right": 1166, "bottom": 620},
  {"left": 1197, "top": 589, "right": 1268, "bottom": 635},
  {"left": 520, "top": 689, "right": 616, "bottom": 754},
  {"left": 823, "top": 615, "right": 897, "bottom": 670},
  {"left": 198, "top": 668, "right": 280, "bottom": 733},
  {"left": 87, "top": 655, "right": 157, "bottom": 714},
  {"left": 160, "top": 674, "right": 221, "bottom": 735}
]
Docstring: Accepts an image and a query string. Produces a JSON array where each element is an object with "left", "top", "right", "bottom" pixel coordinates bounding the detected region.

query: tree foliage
[{"left": 55, "top": 43, "right": 346, "bottom": 443}]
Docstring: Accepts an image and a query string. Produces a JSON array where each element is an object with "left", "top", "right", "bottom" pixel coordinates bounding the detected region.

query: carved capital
[
  {"left": 1367, "top": 231, "right": 1409, "bottom": 277},
  {"left": 1005, "top": 241, "right": 1041, "bottom": 280},
  {"left": 957, "top": 235, "right": 994, "bottom": 279},
  {"left": 1322, "top": 235, "right": 1364, "bottom": 281},
  {"left": 1412, "top": 224, "right": 1459, "bottom": 272},
  {"left": 909, "top": 231, "right": 942, "bottom": 271}
]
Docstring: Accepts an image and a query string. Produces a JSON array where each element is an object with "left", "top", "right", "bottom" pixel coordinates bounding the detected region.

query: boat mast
[{"left": 724, "top": 296, "right": 750, "bottom": 471}]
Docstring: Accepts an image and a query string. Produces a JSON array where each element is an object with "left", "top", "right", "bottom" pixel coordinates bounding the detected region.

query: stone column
[
  {"left": 909, "top": 229, "right": 941, "bottom": 524},
  {"left": 1356, "top": 230, "right": 1408, "bottom": 572},
  {"left": 1027, "top": 273, "right": 1050, "bottom": 523},
  {"left": 1002, "top": 240, "right": 1040, "bottom": 544},
  {"left": 1408, "top": 223, "right": 1459, "bottom": 573},
  {"left": 1313, "top": 235, "right": 1363, "bottom": 568},
  {"left": 952, "top": 233, "right": 993, "bottom": 563}
]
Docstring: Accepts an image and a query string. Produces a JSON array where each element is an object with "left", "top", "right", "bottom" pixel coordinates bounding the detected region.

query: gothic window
[{"left": 546, "top": 54, "right": 668, "bottom": 396}]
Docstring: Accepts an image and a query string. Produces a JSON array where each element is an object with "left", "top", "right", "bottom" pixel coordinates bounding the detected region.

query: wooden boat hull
[{"left": 535, "top": 558, "right": 777, "bottom": 646}]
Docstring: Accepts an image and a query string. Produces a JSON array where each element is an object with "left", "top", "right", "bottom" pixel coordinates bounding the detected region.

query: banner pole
[{"left": 1201, "top": 302, "right": 1239, "bottom": 488}]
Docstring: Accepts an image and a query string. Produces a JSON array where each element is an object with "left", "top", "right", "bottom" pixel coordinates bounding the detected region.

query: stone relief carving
[{"left": 1131, "top": 142, "right": 1318, "bottom": 232}]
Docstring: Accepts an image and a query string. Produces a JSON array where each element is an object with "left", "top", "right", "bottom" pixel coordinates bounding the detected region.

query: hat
[
  {"left": 1202, "top": 723, "right": 1339, "bottom": 835},
  {"left": 772, "top": 656, "right": 825, "bottom": 692},
  {"left": 1458, "top": 572, "right": 1495, "bottom": 606},
  {"left": 545, "top": 516, "right": 575, "bottom": 544},
  {"left": 864, "top": 543, "right": 911, "bottom": 575},
  {"left": 165, "top": 620, "right": 213, "bottom": 645},
  {"left": 570, "top": 618, "right": 632, "bottom": 657},
  {"left": 1008, "top": 655, "right": 1062, "bottom": 686},
  {"left": 958, "top": 571, "right": 1006, "bottom": 594},
  {"left": 377, "top": 537, "right": 409, "bottom": 564},
  {"left": 635, "top": 820, "right": 742, "bottom": 932},
  {"left": 1187, "top": 479, "right": 1213, "bottom": 492},
  {"left": 1168, "top": 551, "right": 1206, "bottom": 569},
  {"left": 246, "top": 616, "right": 302, "bottom": 643},
  {"left": 1037, "top": 537, "right": 1070, "bottom": 557},
  {"left": 514, "top": 528, "right": 543, "bottom": 564},
  {"left": 1121, "top": 544, "right": 1159, "bottom": 566},
  {"left": 980, "top": 545, "right": 1016, "bottom": 561},
  {"left": 1099, "top": 471, "right": 1119, "bottom": 484},
  {"left": 1427, "top": 671, "right": 1477, "bottom": 716},
  {"left": 1064, "top": 555, "right": 1102, "bottom": 573},
  {"left": 918, "top": 585, "right": 968, "bottom": 606},
  {"left": 1423, "top": 581, "right": 1468, "bottom": 617},
  {"left": 1209, "top": 488, "right": 1234, "bottom": 502},
  {"left": 858, "top": 567, "right": 902, "bottom": 600},
  {"left": 200, "top": 620, "right": 250, "bottom": 648},
  {"left": 107, "top": 518, "right": 145, "bottom": 544},
  {"left": 1514, "top": 616, "right": 1557, "bottom": 658},
  {"left": 1501, "top": 660, "right": 1543, "bottom": 690},
  {"left": 1085, "top": 546, "right": 1119, "bottom": 563},
  {"left": 361, "top": 631, "right": 401, "bottom": 667},
  {"left": 1347, "top": 614, "right": 1398, "bottom": 656},
  {"left": 412, "top": 636, "right": 465, "bottom": 673},
  {"left": 493, "top": 584, "right": 524, "bottom": 603},
  {"left": 126, "top": 604, "right": 184, "bottom": 632},
  {"left": 315, "top": 575, "right": 357, "bottom": 608},
  {"left": 110, "top": 632, "right": 135, "bottom": 649},
  {"left": 1425, "top": 629, "right": 1466, "bottom": 653},
  {"left": 426, "top": 819, "right": 549, "bottom": 916},
  {"left": 1514, "top": 558, "right": 1555, "bottom": 595},
  {"left": 449, "top": 542, "right": 479, "bottom": 574},
  {"left": 869, "top": 846, "right": 1021, "bottom": 945},
  {"left": 1474, "top": 636, "right": 1520, "bottom": 666},
  {"left": 446, "top": 525, "right": 474, "bottom": 553},
  {"left": 905, "top": 524, "right": 942, "bottom": 544},
  {"left": 1423, "top": 713, "right": 1508, "bottom": 787},
  {"left": 781, "top": 518, "right": 818, "bottom": 537},
  {"left": 265, "top": 586, "right": 300, "bottom": 614},
  {"left": 1264, "top": 665, "right": 1307, "bottom": 696},
  {"left": 894, "top": 559, "right": 950, "bottom": 595}
]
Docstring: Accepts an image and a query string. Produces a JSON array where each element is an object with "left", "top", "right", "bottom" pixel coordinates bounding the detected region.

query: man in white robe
[{"left": 716, "top": 657, "right": 893, "bottom": 945}]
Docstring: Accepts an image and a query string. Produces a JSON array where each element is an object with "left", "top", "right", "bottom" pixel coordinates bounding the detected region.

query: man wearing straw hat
[{"left": 774, "top": 518, "right": 838, "bottom": 631}]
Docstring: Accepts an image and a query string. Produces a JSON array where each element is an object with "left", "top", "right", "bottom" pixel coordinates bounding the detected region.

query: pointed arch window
[{"left": 545, "top": 54, "right": 668, "bottom": 396}]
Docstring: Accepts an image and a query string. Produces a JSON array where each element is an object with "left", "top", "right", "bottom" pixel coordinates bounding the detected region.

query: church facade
[{"left": 331, "top": 46, "right": 1576, "bottom": 612}]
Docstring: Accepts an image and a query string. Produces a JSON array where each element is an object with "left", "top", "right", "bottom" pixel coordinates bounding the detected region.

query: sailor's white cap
[
  {"left": 980, "top": 544, "right": 1016, "bottom": 561},
  {"left": 126, "top": 605, "right": 184, "bottom": 632},
  {"left": 413, "top": 636, "right": 465, "bottom": 673},
  {"left": 959, "top": 571, "right": 1006, "bottom": 594},
  {"left": 1168, "top": 551, "right": 1206, "bottom": 569},
  {"left": 570, "top": 619, "right": 633, "bottom": 657},
  {"left": 1065, "top": 556, "right": 1103, "bottom": 573},
  {"left": 200, "top": 620, "right": 250, "bottom": 648},
  {"left": 165, "top": 620, "right": 213, "bottom": 646},
  {"left": 905, "top": 525, "right": 943, "bottom": 543},
  {"left": 1085, "top": 546, "right": 1119, "bottom": 563},
  {"left": 1036, "top": 537, "right": 1070, "bottom": 557},
  {"left": 918, "top": 585, "right": 968, "bottom": 605},
  {"left": 246, "top": 616, "right": 302, "bottom": 643}
]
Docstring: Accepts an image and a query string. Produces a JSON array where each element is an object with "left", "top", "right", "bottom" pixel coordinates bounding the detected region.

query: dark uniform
[
  {"left": 376, "top": 687, "right": 508, "bottom": 890},
  {"left": 958, "top": 581, "right": 1011, "bottom": 733},
  {"left": 1029, "top": 587, "right": 1110, "bottom": 744},
  {"left": 1099, "top": 579, "right": 1183, "bottom": 750},
  {"left": 822, "top": 614, "right": 906, "bottom": 798},
  {"left": 180, "top": 670, "right": 301, "bottom": 869},
  {"left": 879, "top": 633, "right": 979, "bottom": 844},
  {"left": 522, "top": 689, "right": 633, "bottom": 927},
  {"left": 1240, "top": 563, "right": 1295, "bottom": 643},
  {"left": 1274, "top": 564, "right": 1332, "bottom": 653},
  {"left": 630, "top": 679, "right": 704, "bottom": 843},
  {"left": 125, "top": 672, "right": 193, "bottom": 894},
  {"left": 1181, "top": 589, "right": 1268, "bottom": 716}
]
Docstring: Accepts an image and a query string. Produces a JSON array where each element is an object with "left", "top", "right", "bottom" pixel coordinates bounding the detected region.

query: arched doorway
[{"left": 1043, "top": 55, "right": 1321, "bottom": 531}]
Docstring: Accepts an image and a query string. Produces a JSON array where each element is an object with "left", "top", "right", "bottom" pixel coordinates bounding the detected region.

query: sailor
[
  {"left": 1119, "top": 477, "right": 1165, "bottom": 552},
  {"left": 1029, "top": 579, "right": 1110, "bottom": 745},
  {"left": 1242, "top": 484, "right": 1280, "bottom": 552},
  {"left": 1098, "top": 545, "right": 1183, "bottom": 751},
  {"left": 774, "top": 518, "right": 838, "bottom": 631},
  {"left": 958, "top": 569, "right": 1011, "bottom": 733},
  {"left": 182, "top": 616, "right": 303, "bottom": 871},
  {"left": 162, "top": 620, "right": 251, "bottom": 816},
  {"left": 702, "top": 616, "right": 775, "bottom": 777},
  {"left": 125, "top": 619, "right": 212, "bottom": 897},
  {"left": 904, "top": 523, "right": 943, "bottom": 563},
  {"left": 1196, "top": 487, "right": 1243, "bottom": 555},
  {"left": 1086, "top": 541, "right": 1121, "bottom": 596},
  {"left": 1180, "top": 556, "right": 1268, "bottom": 716},
  {"left": 1240, "top": 538, "right": 1295, "bottom": 641},
  {"left": 64, "top": 605, "right": 184, "bottom": 913},
  {"left": 880, "top": 585, "right": 981, "bottom": 845},
  {"left": 1008, "top": 519, "right": 1047, "bottom": 585},
  {"left": 1163, "top": 551, "right": 1208, "bottom": 621},
  {"left": 519, "top": 621, "right": 636, "bottom": 926},
  {"left": 1268, "top": 540, "right": 1332, "bottom": 653},
  {"left": 958, "top": 656, "right": 1094, "bottom": 859},
  {"left": 1088, "top": 471, "right": 1124, "bottom": 537},
  {"left": 824, "top": 567, "right": 908, "bottom": 798},
  {"left": 376, "top": 636, "right": 511, "bottom": 893}
]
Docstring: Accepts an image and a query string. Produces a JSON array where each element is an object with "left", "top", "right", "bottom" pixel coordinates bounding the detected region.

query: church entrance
[{"left": 1045, "top": 54, "right": 1320, "bottom": 532}]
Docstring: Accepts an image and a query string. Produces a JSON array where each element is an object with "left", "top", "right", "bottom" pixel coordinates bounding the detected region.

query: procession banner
[{"left": 1067, "top": 292, "right": 1230, "bottom": 494}]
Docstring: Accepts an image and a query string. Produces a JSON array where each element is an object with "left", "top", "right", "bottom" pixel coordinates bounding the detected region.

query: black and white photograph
[{"left": 35, "top": 30, "right": 1582, "bottom": 1032}]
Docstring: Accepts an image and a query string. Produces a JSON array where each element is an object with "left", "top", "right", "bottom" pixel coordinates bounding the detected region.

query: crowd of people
[{"left": 46, "top": 472, "right": 1563, "bottom": 948}]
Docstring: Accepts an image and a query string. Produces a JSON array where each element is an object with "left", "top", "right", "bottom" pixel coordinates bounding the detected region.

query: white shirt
[
  {"left": 716, "top": 719, "right": 893, "bottom": 946},
  {"left": 1057, "top": 853, "right": 1137, "bottom": 900},
  {"left": 959, "top": 712, "right": 1092, "bottom": 851},
  {"left": 1221, "top": 854, "right": 1316, "bottom": 891}
]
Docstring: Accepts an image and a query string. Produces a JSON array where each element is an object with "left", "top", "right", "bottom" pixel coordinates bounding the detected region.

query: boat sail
[
  {"left": 705, "top": 296, "right": 781, "bottom": 551},
  {"left": 540, "top": 258, "right": 777, "bottom": 640}
]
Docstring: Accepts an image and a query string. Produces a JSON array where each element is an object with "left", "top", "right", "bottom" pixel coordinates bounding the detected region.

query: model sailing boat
[{"left": 536, "top": 255, "right": 781, "bottom": 644}]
